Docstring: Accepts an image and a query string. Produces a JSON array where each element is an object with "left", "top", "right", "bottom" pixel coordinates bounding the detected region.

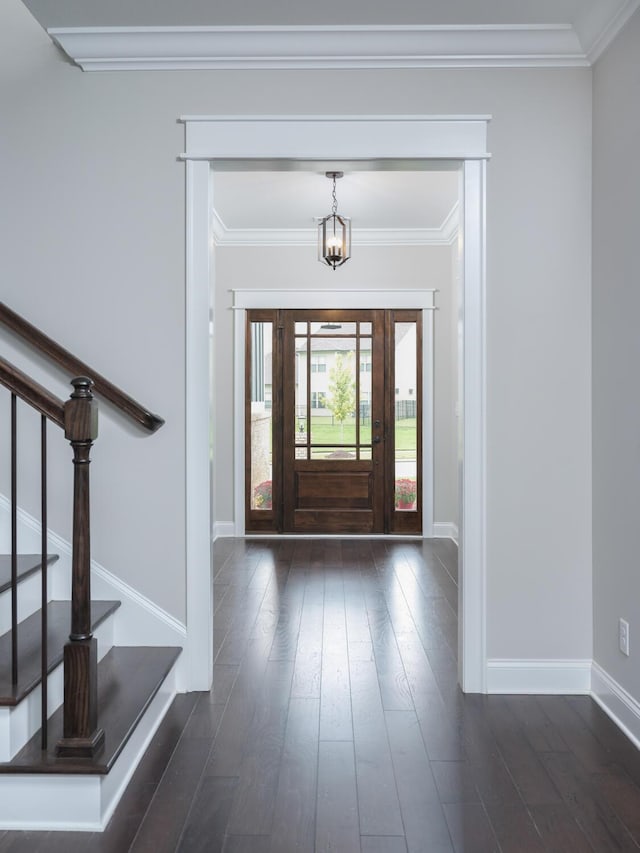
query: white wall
[
  {"left": 0, "top": 2, "right": 188, "bottom": 619},
  {"left": 435, "top": 242, "right": 459, "bottom": 529},
  {"left": 592, "top": 9, "right": 640, "bottom": 698},
  {"left": 0, "top": 0, "right": 592, "bottom": 664},
  {"left": 213, "top": 242, "right": 457, "bottom": 527},
  {"left": 483, "top": 72, "right": 592, "bottom": 662},
  {"left": 450, "top": 240, "right": 460, "bottom": 530}
]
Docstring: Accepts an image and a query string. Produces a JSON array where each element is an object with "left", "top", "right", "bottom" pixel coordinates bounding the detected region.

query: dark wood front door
[
  {"left": 282, "top": 310, "right": 384, "bottom": 534},
  {"left": 245, "top": 308, "right": 422, "bottom": 535}
]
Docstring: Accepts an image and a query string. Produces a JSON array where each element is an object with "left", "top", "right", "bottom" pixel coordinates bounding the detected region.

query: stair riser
[
  {"left": 0, "top": 615, "right": 115, "bottom": 762},
  {"left": 0, "top": 570, "right": 47, "bottom": 635}
]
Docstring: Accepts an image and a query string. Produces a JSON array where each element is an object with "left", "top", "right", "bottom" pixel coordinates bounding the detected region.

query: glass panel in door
[
  {"left": 246, "top": 313, "right": 278, "bottom": 532},
  {"left": 389, "top": 312, "right": 422, "bottom": 534}
]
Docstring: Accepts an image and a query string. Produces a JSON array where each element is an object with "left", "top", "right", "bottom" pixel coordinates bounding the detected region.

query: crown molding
[
  {"left": 48, "top": 24, "right": 591, "bottom": 71},
  {"left": 584, "top": 0, "right": 640, "bottom": 63},
  {"left": 211, "top": 202, "right": 459, "bottom": 247}
]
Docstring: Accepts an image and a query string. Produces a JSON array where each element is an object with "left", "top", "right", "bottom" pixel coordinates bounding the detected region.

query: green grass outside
[
  {"left": 394, "top": 418, "right": 418, "bottom": 459},
  {"left": 293, "top": 416, "right": 417, "bottom": 459}
]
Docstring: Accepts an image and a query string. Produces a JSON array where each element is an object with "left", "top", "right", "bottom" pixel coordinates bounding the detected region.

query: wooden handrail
[
  {"left": 0, "top": 356, "right": 65, "bottom": 428},
  {"left": 0, "top": 302, "right": 164, "bottom": 433}
]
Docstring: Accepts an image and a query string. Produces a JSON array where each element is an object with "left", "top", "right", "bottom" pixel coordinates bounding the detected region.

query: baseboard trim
[
  {"left": 432, "top": 522, "right": 459, "bottom": 542},
  {"left": 216, "top": 522, "right": 459, "bottom": 541},
  {"left": 486, "top": 658, "right": 592, "bottom": 694},
  {"left": 591, "top": 662, "right": 640, "bottom": 752},
  {"left": 214, "top": 522, "right": 237, "bottom": 540}
]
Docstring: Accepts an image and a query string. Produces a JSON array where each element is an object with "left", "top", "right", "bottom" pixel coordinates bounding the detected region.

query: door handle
[{"left": 373, "top": 435, "right": 382, "bottom": 444}]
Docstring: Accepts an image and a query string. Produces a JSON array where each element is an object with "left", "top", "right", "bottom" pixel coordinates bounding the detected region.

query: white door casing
[{"left": 181, "top": 115, "right": 489, "bottom": 693}]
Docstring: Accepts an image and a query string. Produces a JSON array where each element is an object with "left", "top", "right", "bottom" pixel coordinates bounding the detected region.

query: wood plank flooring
[{"left": 2, "top": 538, "right": 640, "bottom": 851}]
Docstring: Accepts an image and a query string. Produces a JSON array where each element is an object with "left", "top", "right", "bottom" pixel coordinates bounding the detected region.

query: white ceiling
[{"left": 212, "top": 169, "right": 459, "bottom": 246}]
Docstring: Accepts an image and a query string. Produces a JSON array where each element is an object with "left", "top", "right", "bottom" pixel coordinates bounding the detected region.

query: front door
[
  {"left": 283, "top": 310, "right": 384, "bottom": 533},
  {"left": 245, "top": 308, "right": 422, "bottom": 535}
]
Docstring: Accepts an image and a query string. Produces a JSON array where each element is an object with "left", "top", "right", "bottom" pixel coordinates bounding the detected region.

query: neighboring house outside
[
  {"left": 295, "top": 338, "right": 370, "bottom": 420},
  {"left": 282, "top": 324, "right": 418, "bottom": 421}
]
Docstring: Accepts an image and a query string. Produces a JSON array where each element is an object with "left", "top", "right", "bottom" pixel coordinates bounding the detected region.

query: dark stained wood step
[
  {"left": 0, "top": 554, "right": 59, "bottom": 594},
  {"left": 3, "top": 646, "right": 181, "bottom": 774},
  {"left": 0, "top": 600, "right": 120, "bottom": 706}
]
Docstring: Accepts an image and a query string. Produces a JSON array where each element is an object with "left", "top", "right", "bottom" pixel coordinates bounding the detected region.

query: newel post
[{"left": 56, "top": 377, "right": 104, "bottom": 758}]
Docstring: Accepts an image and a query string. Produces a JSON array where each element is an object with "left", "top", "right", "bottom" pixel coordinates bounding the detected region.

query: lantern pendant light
[{"left": 318, "top": 171, "right": 351, "bottom": 270}]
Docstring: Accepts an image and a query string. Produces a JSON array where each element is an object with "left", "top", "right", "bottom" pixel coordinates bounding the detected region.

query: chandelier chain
[{"left": 331, "top": 175, "right": 338, "bottom": 216}]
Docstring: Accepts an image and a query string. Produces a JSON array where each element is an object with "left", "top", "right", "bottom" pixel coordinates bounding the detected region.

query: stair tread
[
  {"left": 0, "top": 600, "right": 120, "bottom": 706},
  {"left": 0, "top": 554, "right": 59, "bottom": 595},
  {"left": 3, "top": 646, "right": 181, "bottom": 774}
]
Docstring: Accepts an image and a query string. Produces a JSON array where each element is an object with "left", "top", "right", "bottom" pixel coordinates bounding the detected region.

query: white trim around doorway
[{"left": 181, "top": 115, "right": 489, "bottom": 693}]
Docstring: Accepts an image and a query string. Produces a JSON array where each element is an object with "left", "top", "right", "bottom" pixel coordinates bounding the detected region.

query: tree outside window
[{"left": 327, "top": 352, "right": 356, "bottom": 440}]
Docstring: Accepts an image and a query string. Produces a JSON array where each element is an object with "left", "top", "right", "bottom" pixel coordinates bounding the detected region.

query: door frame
[
  {"left": 237, "top": 297, "right": 435, "bottom": 536},
  {"left": 181, "top": 115, "right": 489, "bottom": 693}
]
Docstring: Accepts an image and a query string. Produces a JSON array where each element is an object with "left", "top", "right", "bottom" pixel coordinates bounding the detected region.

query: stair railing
[
  {"left": 2, "top": 357, "right": 64, "bottom": 750},
  {"left": 2, "top": 359, "right": 102, "bottom": 756},
  {"left": 1, "top": 304, "right": 164, "bottom": 758},
  {"left": 0, "top": 302, "right": 164, "bottom": 433}
]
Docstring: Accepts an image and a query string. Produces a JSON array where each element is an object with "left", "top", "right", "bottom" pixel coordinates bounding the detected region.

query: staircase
[{"left": 0, "top": 303, "right": 184, "bottom": 831}]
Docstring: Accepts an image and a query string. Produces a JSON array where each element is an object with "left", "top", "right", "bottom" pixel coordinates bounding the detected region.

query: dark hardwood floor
[{"left": 2, "top": 538, "right": 640, "bottom": 852}]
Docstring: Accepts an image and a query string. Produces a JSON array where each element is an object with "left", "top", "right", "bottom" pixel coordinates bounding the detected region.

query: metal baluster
[
  {"left": 41, "top": 415, "right": 48, "bottom": 750},
  {"left": 355, "top": 327, "right": 360, "bottom": 458},
  {"left": 11, "top": 394, "right": 18, "bottom": 686}
]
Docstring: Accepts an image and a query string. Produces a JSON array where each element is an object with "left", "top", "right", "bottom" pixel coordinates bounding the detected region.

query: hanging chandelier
[{"left": 318, "top": 171, "right": 351, "bottom": 270}]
